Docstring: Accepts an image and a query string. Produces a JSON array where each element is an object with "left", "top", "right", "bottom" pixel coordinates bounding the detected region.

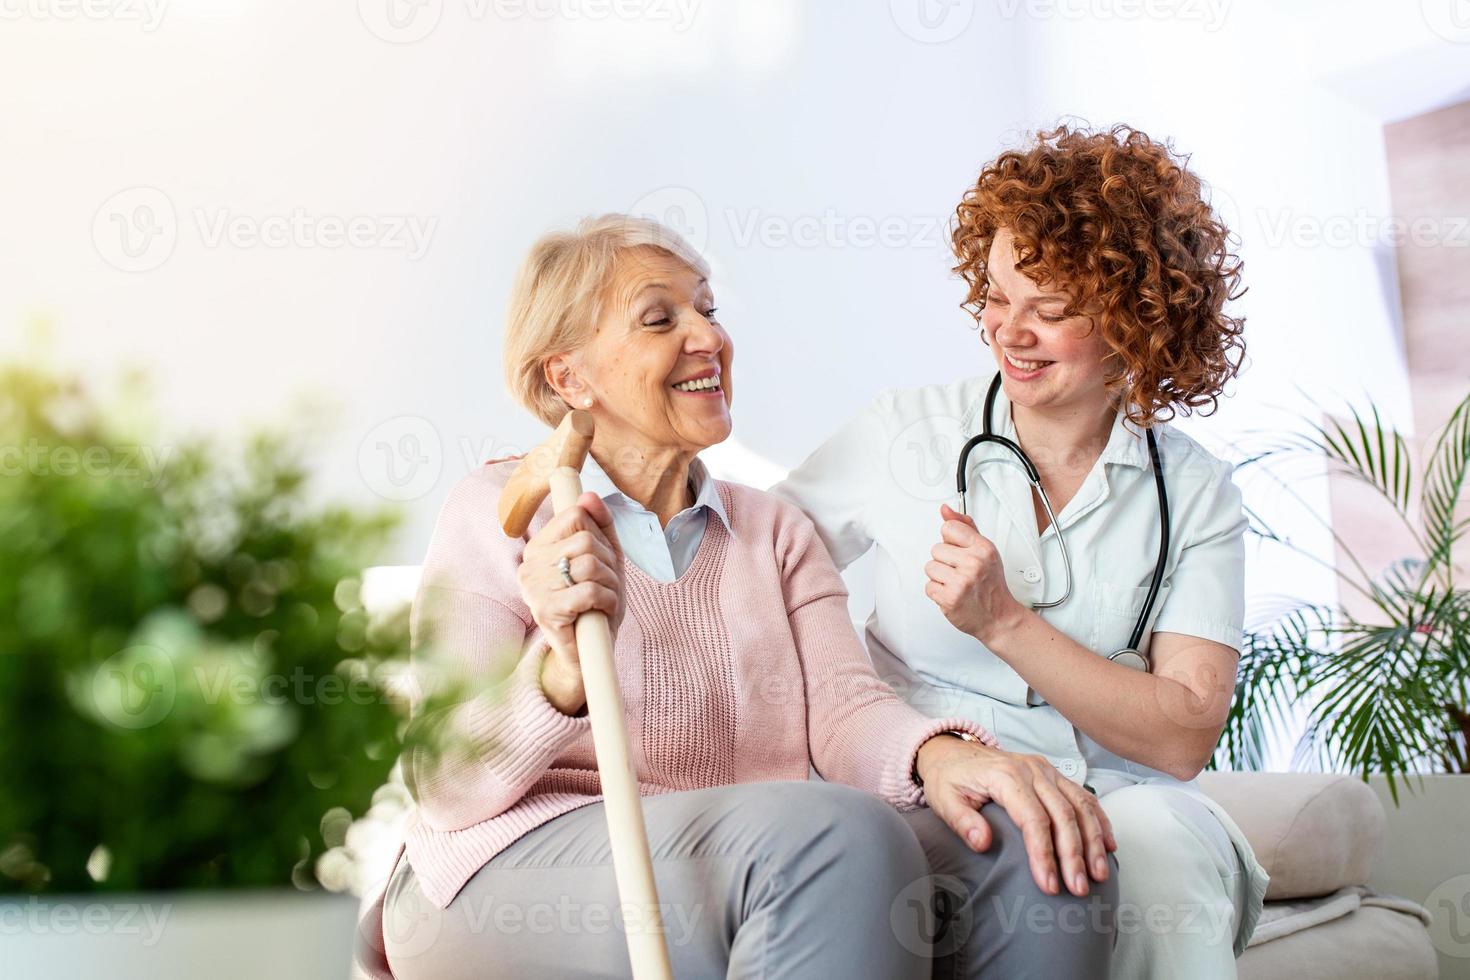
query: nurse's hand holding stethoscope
[{"left": 924, "top": 503, "right": 1029, "bottom": 646}]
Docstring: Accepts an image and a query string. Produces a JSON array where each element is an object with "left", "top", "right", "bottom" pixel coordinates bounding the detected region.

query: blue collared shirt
[{"left": 578, "top": 454, "right": 730, "bottom": 582}]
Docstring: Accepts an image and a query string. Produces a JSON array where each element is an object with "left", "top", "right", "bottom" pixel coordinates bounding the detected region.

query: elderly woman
[
  {"left": 364, "top": 215, "right": 1119, "bottom": 979},
  {"left": 774, "top": 125, "right": 1271, "bottom": 978}
]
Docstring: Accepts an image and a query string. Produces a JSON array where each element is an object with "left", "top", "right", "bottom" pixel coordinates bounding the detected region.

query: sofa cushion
[
  {"left": 1235, "top": 903, "right": 1438, "bottom": 980},
  {"left": 1196, "top": 772, "right": 1383, "bottom": 901}
]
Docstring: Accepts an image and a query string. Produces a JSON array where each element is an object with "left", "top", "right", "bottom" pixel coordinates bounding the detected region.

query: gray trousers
[{"left": 384, "top": 781, "right": 1117, "bottom": 979}]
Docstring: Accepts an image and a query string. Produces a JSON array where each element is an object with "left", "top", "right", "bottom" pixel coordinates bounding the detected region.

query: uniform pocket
[
  {"left": 1089, "top": 581, "right": 1172, "bottom": 658},
  {"left": 968, "top": 698, "right": 997, "bottom": 744},
  {"left": 922, "top": 681, "right": 999, "bottom": 743}
]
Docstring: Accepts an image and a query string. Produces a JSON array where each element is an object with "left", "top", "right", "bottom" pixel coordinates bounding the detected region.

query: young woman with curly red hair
[{"left": 776, "top": 124, "right": 1269, "bottom": 977}]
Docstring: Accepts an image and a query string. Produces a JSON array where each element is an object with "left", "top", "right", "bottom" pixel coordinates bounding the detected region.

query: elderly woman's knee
[
  {"left": 745, "top": 783, "right": 930, "bottom": 911},
  {"left": 811, "top": 782, "right": 922, "bottom": 848},
  {"left": 759, "top": 782, "right": 923, "bottom": 859}
]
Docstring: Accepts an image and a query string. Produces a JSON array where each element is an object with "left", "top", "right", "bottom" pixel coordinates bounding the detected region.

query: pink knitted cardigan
[{"left": 355, "top": 459, "right": 995, "bottom": 976}]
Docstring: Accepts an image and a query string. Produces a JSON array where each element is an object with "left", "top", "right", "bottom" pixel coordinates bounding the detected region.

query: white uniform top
[{"left": 772, "top": 370, "right": 1269, "bottom": 954}]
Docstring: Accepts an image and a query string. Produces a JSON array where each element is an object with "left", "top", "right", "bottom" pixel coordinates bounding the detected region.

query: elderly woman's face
[
  {"left": 574, "top": 246, "right": 733, "bottom": 454},
  {"left": 982, "top": 227, "right": 1110, "bottom": 414}
]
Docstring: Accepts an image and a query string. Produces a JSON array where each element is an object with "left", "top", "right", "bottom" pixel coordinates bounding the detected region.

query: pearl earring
[{"left": 582, "top": 397, "right": 594, "bottom": 409}]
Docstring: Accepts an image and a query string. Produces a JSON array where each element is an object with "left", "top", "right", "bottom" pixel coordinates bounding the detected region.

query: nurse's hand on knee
[{"left": 917, "top": 738, "right": 1116, "bottom": 898}]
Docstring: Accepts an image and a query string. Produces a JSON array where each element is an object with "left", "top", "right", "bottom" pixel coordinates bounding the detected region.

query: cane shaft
[{"left": 548, "top": 466, "right": 673, "bottom": 980}]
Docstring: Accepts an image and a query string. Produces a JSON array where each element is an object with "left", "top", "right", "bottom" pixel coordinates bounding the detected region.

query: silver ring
[{"left": 557, "top": 555, "right": 575, "bottom": 588}]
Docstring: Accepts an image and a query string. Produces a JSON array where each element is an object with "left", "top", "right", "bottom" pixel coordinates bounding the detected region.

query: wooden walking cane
[{"left": 497, "top": 409, "right": 675, "bottom": 980}]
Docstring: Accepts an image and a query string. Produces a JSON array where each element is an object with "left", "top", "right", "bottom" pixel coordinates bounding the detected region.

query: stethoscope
[{"left": 954, "top": 374, "right": 1171, "bottom": 671}]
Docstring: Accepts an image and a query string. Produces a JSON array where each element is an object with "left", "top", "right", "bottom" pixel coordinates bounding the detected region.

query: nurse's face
[{"left": 981, "top": 228, "right": 1111, "bottom": 416}]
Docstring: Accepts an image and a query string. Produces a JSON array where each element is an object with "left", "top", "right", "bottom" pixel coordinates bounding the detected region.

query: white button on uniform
[
  {"left": 1022, "top": 566, "right": 1042, "bottom": 583},
  {"left": 1058, "top": 759, "right": 1079, "bottom": 777}
]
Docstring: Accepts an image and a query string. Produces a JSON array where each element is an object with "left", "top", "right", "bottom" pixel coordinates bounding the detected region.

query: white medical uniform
[{"left": 772, "top": 371, "right": 1270, "bottom": 979}]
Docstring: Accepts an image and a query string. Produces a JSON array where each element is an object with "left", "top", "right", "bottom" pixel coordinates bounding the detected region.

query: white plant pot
[
  {"left": 1368, "top": 773, "right": 1470, "bottom": 980},
  {"left": 1, "top": 889, "right": 361, "bottom": 980}
]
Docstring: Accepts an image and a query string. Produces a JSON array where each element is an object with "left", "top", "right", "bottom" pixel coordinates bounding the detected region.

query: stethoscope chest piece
[{"left": 1107, "top": 648, "right": 1149, "bottom": 672}]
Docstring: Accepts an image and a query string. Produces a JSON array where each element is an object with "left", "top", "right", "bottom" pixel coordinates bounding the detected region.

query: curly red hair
[{"left": 952, "top": 123, "right": 1245, "bottom": 426}]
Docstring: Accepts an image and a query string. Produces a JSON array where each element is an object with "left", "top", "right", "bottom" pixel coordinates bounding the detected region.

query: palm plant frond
[
  {"left": 1423, "top": 391, "right": 1470, "bottom": 578},
  {"left": 1315, "top": 404, "right": 1415, "bottom": 518},
  {"left": 1224, "top": 389, "right": 1470, "bottom": 791}
]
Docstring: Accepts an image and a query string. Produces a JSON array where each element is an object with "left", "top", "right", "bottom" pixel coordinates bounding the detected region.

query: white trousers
[{"left": 1092, "top": 770, "right": 1251, "bottom": 979}]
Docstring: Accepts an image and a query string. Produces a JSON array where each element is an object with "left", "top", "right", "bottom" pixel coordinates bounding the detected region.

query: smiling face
[
  {"left": 548, "top": 246, "right": 733, "bottom": 457},
  {"left": 982, "top": 227, "right": 1112, "bottom": 416}
]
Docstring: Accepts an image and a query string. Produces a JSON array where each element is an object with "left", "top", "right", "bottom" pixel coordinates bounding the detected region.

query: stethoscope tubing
[{"left": 954, "top": 374, "right": 1170, "bottom": 664}]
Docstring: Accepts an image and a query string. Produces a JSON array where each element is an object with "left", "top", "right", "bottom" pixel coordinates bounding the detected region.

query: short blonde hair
[{"left": 503, "top": 214, "right": 711, "bottom": 427}]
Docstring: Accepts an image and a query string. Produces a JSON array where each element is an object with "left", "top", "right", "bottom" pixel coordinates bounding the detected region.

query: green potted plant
[
  {"left": 1219, "top": 389, "right": 1470, "bottom": 786},
  {"left": 0, "top": 360, "right": 415, "bottom": 979}
]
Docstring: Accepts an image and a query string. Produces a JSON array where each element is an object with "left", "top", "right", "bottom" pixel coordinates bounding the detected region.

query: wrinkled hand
[
  {"left": 517, "top": 492, "right": 624, "bottom": 713},
  {"left": 916, "top": 736, "right": 1116, "bottom": 897},
  {"left": 924, "top": 503, "right": 1027, "bottom": 645}
]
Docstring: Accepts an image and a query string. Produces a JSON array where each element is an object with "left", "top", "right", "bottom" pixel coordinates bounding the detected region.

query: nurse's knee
[
  {"left": 1101, "top": 785, "right": 1207, "bottom": 860},
  {"left": 1101, "top": 784, "right": 1226, "bottom": 913}
]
